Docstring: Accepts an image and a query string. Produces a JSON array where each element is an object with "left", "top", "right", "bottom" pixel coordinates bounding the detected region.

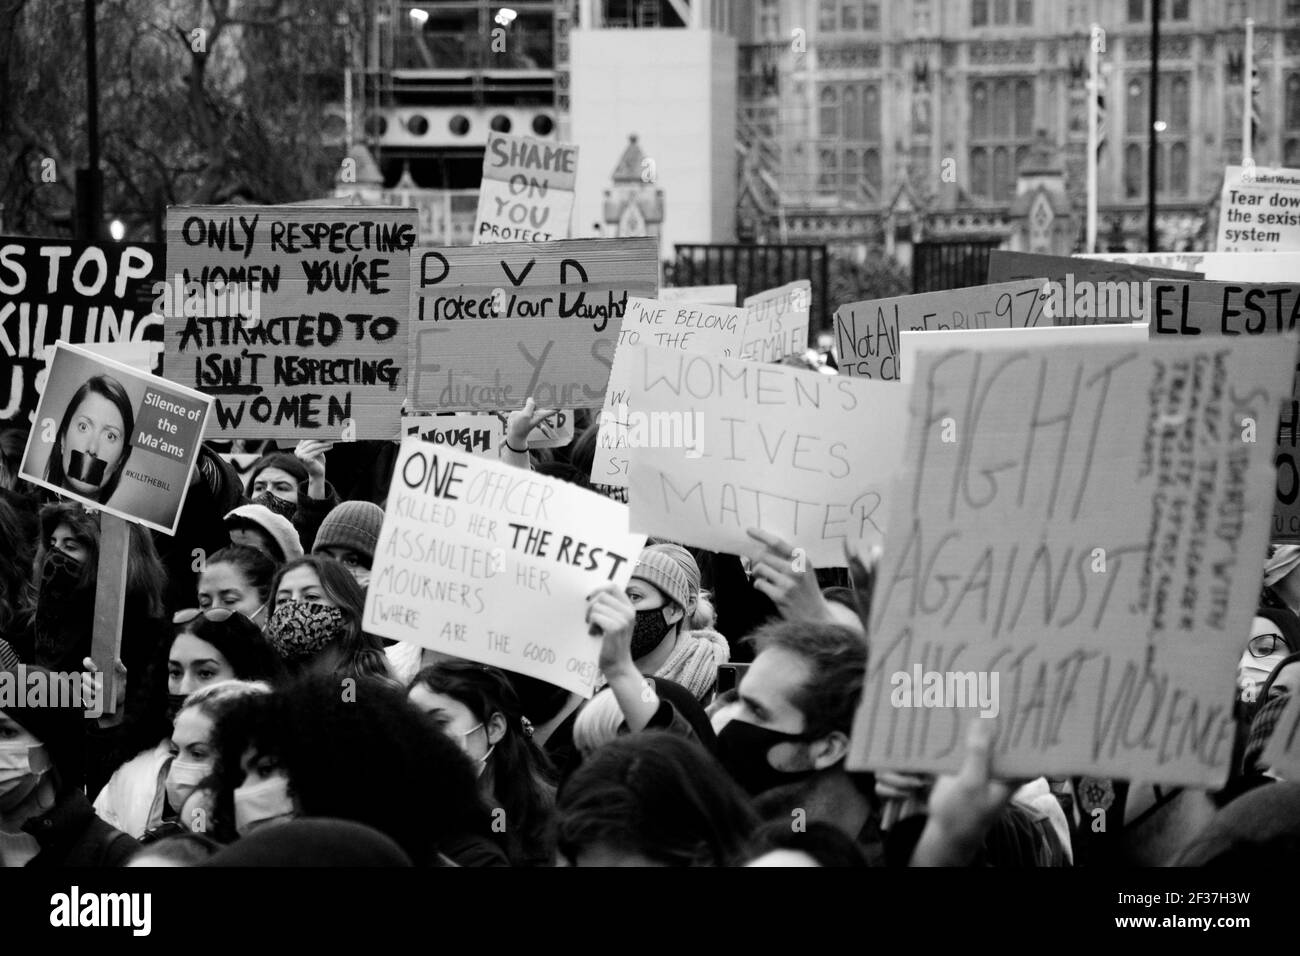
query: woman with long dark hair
[
  {"left": 409, "top": 661, "right": 558, "bottom": 866},
  {"left": 44, "top": 374, "right": 135, "bottom": 504},
  {"left": 264, "top": 555, "right": 391, "bottom": 683}
]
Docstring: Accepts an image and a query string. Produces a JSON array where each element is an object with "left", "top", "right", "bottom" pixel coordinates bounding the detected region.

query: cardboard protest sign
[
  {"left": 899, "top": 323, "right": 1150, "bottom": 383},
  {"left": 847, "top": 334, "right": 1294, "bottom": 786},
  {"left": 401, "top": 410, "right": 572, "bottom": 456},
  {"left": 1217, "top": 165, "right": 1300, "bottom": 251},
  {"left": 363, "top": 440, "right": 646, "bottom": 696},
  {"left": 659, "top": 285, "right": 737, "bottom": 305},
  {"left": 592, "top": 296, "right": 746, "bottom": 487},
  {"left": 163, "top": 205, "right": 418, "bottom": 440},
  {"left": 834, "top": 279, "right": 1051, "bottom": 381},
  {"left": 1, "top": 238, "right": 162, "bottom": 424},
  {"left": 741, "top": 280, "right": 811, "bottom": 363},
  {"left": 473, "top": 132, "right": 578, "bottom": 244},
  {"left": 987, "top": 251, "right": 1200, "bottom": 324},
  {"left": 623, "top": 347, "right": 908, "bottom": 566},
  {"left": 18, "top": 342, "right": 212, "bottom": 535},
  {"left": 1146, "top": 279, "right": 1300, "bottom": 541},
  {"left": 402, "top": 415, "right": 502, "bottom": 458},
  {"left": 1081, "top": 251, "right": 1300, "bottom": 282},
  {"left": 408, "top": 237, "right": 657, "bottom": 412},
  {"left": 1261, "top": 693, "right": 1300, "bottom": 782}
]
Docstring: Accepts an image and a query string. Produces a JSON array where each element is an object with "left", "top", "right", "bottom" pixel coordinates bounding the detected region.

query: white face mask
[
  {"left": 0, "top": 741, "right": 49, "bottom": 809},
  {"left": 1239, "top": 649, "right": 1289, "bottom": 702},
  {"left": 351, "top": 568, "right": 371, "bottom": 590},
  {"left": 233, "top": 774, "right": 295, "bottom": 837},
  {"left": 165, "top": 757, "right": 212, "bottom": 813},
  {"left": 456, "top": 723, "right": 494, "bottom": 777}
]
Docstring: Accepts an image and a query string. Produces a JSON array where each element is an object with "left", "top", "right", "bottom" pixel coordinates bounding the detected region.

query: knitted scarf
[{"left": 655, "top": 627, "right": 730, "bottom": 701}]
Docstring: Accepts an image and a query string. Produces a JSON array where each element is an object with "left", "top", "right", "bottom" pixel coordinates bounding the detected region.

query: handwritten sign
[
  {"left": 847, "top": 334, "right": 1294, "bottom": 785},
  {"left": 1, "top": 238, "right": 162, "bottom": 424},
  {"left": 1147, "top": 280, "right": 1300, "bottom": 542},
  {"left": 401, "top": 408, "right": 574, "bottom": 458},
  {"left": 899, "top": 323, "right": 1150, "bottom": 383},
  {"left": 363, "top": 440, "right": 646, "bottom": 697},
  {"left": 592, "top": 296, "right": 746, "bottom": 487},
  {"left": 834, "top": 279, "right": 1050, "bottom": 381},
  {"left": 1216, "top": 165, "right": 1300, "bottom": 251},
  {"left": 1081, "top": 251, "right": 1300, "bottom": 282},
  {"left": 408, "top": 237, "right": 657, "bottom": 413},
  {"left": 741, "top": 280, "right": 811, "bottom": 363},
  {"left": 623, "top": 347, "right": 908, "bottom": 566},
  {"left": 987, "top": 251, "right": 1200, "bottom": 324},
  {"left": 473, "top": 132, "right": 578, "bottom": 244},
  {"left": 163, "top": 205, "right": 417, "bottom": 439},
  {"left": 659, "top": 285, "right": 737, "bottom": 305},
  {"left": 18, "top": 342, "right": 212, "bottom": 535}
]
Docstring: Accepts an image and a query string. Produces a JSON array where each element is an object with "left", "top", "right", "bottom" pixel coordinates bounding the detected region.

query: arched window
[
  {"left": 864, "top": 84, "right": 881, "bottom": 141},
  {"left": 1169, "top": 142, "right": 1188, "bottom": 195},
  {"left": 819, "top": 86, "right": 839, "bottom": 137},
  {"left": 1124, "top": 143, "right": 1143, "bottom": 198},
  {"left": 864, "top": 148, "right": 882, "bottom": 194},
  {"left": 971, "top": 81, "right": 990, "bottom": 138},
  {"left": 1169, "top": 76, "right": 1189, "bottom": 131},
  {"left": 1014, "top": 80, "right": 1034, "bottom": 136},
  {"left": 970, "top": 146, "right": 990, "bottom": 198},
  {"left": 1126, "top": 78, "right": 1146, "bottom": 134},
  {"left": 993, "top": 146, "right": 1011, "bottom": 199},
  {"left": 993, "top": 80, "right": 1013, "bottom": 136},
  {"left": 1288, "top": 74, "right": 1300, "bottom": 129},
  {"left": 844, "top": 85, "right": 863, "bottom": 140}
]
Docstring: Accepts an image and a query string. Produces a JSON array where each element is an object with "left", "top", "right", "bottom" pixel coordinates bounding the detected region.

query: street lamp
[
  {"left": 108, "top": 219, "right": 125, "bottom": 240},
  {"left": 409, "top": 8, "right": 428, "bottom": 26}
]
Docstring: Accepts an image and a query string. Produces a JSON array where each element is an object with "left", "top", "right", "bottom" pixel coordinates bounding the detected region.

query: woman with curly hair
[
  {"left": 264, "top": 555, "right": 391, "bottom": 683},
  {"left": 208, "top": 673, "right": 508, "bottom": 866},
  {"left": 409, "top": 661, "right": 558, "bottom": 866},
  {"left": 555, "top": 731, "right": 758, "bottom": 867}
]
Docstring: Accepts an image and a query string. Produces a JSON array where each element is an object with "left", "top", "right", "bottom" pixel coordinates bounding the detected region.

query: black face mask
[
  {"left": 716, "top": 719, "right": 822, "bottom": 797},
  {"left": 39, "top": 548, "right": 85, "bottom": 600},
  {"left": 629, "top": 607, "right": 674, "bottom": 660},
  {"left": 251, "top": 491, "right": 298, "bottom": 522}
]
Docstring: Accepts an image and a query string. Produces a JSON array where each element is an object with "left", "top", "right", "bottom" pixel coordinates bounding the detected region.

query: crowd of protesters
[{"left": 1, "top": 359, "right": 1299, "bottom": 869}]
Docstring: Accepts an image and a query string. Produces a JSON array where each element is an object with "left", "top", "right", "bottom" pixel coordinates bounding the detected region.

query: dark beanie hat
[
  {"left": 249, "top": 452, "right": 309, "bottom": 490},
  {"left": 203, "top": 818, "right": 413, "bottom": 867},
  {"left": 1255, "top": 606, "right": 1300, "bottom": 655},
  {"left": 313, "top": 501, "right": 385, "bottom": 563}
]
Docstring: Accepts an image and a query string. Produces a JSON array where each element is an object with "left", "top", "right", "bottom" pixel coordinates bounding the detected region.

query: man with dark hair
[{"left": 713, "top": 620, "right": 880, "bottom": 856}]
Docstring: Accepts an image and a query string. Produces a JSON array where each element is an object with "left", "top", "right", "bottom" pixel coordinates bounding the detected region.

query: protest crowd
[{"left": 2, "top": 296, "right": 1299, "bottom": 870}]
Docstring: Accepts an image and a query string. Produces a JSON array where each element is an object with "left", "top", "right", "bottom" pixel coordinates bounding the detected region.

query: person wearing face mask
[
  {"left": 140, "top": 680, "right": 273, "bottom": 846},
  {"left": 264, "top": 556, "right": 392, "bottom": 684},
  {"left": 88, "top": 610, "right": 280, "bottom": 839},
  {"left": 309, "top": 500, "right": 424, "bottom": 681},
  {"left": 408, "top": 661, "right": 558, "bottom": 866},
  {"left": 245, "top": 443, "right": 340, "bottom": 552},
  {"left": 611, "top": 543, "right": 729, "bottom": 702},
  {"left": 0, "top": 666, "right": 138, "bottom": 867},
  {"left": 210, "top": 673, "right": 507, "bottom": 865},
  {"left": 197, "top": 545, "right": 277, "bottom": 630},
  {"left": 1237, "top": 608, "right": 1300, "bottom": 704},
  {"left": 711, "top": 619, "right": 885, "bottom": 860}
]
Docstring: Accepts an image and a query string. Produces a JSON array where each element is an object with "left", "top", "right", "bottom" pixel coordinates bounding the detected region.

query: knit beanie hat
[
  {"left": 224, "top": 504, "right": 304, "bottom": 564},
  {"left": 314, "top": 501, "right": 385, "bottom": 563},
  {"left": 632, "top": 543, "right": 699, "bottom": 611}
]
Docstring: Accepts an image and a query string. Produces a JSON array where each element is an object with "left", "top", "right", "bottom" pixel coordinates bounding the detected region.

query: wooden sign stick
[{"left": 91, "top": 513, "right": 131, "bottom": 715}]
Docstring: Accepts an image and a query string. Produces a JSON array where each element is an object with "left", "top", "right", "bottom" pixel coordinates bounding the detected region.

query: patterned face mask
[
  {"left": 251, "top": 491, "right": 298, "bottom": 522},
  {"left": 265, "top": 601, "right": 346, "bottom": 662}
]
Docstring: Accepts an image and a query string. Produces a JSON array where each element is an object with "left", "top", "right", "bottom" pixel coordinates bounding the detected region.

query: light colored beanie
[
  {"left": 224, "top": 504, "right": 304, "bottom": 563},
  {"left": 631, "top": 543, "right": 699, "bottom": 611}
]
